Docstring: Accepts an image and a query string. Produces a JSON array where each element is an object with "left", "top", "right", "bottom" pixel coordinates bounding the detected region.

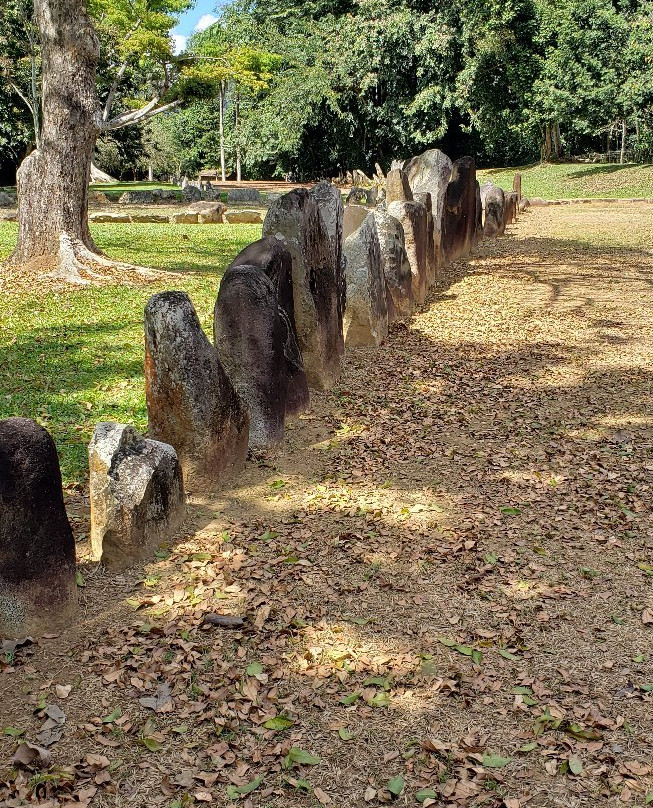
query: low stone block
[
  {"left": 187, "top": 201, "right": 227, "bottom": 223},
  {"left": 89, "top": 191, "right": 109, "bottom": 204},
  {"left": 225, "top": 210, "right": 264, "bottom": 224},
  {"left": 529, "top": 198, "right": 549, "bottom": 207},
  {"left": 171, "top": 212, "right": 199, "bottom": 224},
  {"left": 343, "top": 213, "right": 388, "bottom": 347},
  {"left": 131, "top": 213, "right": 169, "bottom": 223},
  {"left": 182, "top": 185, "right": 202, "bottom": 202},
  {"left": 227, "top": 188, "right": 261, "bottom": 203},
  {"left": 89, "top": 423, "right": 185, "bottom": 570},
  {"left": 0, "top": 191, "right": 16, "bottom": 207},
  {"left": 229, "top": 236, "right": 309, "bottom": 416},
  {"left": 144, "top": 292, "right": 249, "bottom": 491},
  {"left": 0, "top": 418, "right": 77, "bottom": 638},
  {"left": 0, "top": 210, "right": 18, "bottom": 222},
  {"left": 374, "top": 208, "right": 414, "bottom": 318},
  {"left": 90, "top": 212, "right": 130, "bottom": 223},
  {"left": 119, "top": 190, "right": 156, "bottom": 205},
  {"left": 387, "top": 200, "right": 428, "bottom": 305}
]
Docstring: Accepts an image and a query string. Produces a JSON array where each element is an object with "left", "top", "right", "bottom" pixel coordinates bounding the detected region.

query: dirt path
[{"left": 2, "top": 204, "right": 653, "bottom": 808}]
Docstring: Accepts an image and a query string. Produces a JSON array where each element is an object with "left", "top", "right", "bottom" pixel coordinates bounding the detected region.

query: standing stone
[
  {"left": 385, "top": 169, "right": 413, "bottom": 205},
  {"left": 473, "top": 180, "right": 483, "bottom": 247},
  {"left": 0, "top": 418, "right": 76, "bottom": 638},
  {"left": 413, "top": 192, "right": 437, "bottom": 288},
  {"left": 215, "top": 265, "right": 293, "bottom": 448},
  {"left": 343, "top": 205, "right": 369, "bottom": 239},
  {"left": 343, "top": 213, "right": 388, "bottom": 347},
  {"left": 263, "top": 189, "right": 343, "bottom": 390},
  {"left": 228, "top": 236, "right": 309, "bottom": 416},
  {"left": 441, "top": 156, "right": 477, "bottom": 263},
  {"left": 374, "top": 208, "right": 414, "bottom": 317},
  {"left": 480, "top": 183, "right": 506, "bottom": 237},
  {"left": 227, "top": 188, "right": 261, "bottom": 203},
  {"left": 144, "top": 292, "right": 249, "bottom": 491},
  {"left": 182, "top": 185, "right": 202, "bottom": 203},
  {"left": 404, "top": 149, "right": 452, "bottom": 267},
  {"left": 187, "top": 201, "right": 227, "bottom": 223},
  {"left": 89, "top": 423, "right": 185, "bottom": 570},
  {"left": 311, "top": 181, "right": 347, "bottom": 326},
  {"left": 387, "top": 200, "right": 428, "bottom": 305},
  {"left": 504, "top": 191, "right": 518, "bottom": 226},
  {"left": 346, "top": 187, "right": 369, "bottom": 205},
  {"left": 513, "top": 173, "right": 522, "bottom": 201}
]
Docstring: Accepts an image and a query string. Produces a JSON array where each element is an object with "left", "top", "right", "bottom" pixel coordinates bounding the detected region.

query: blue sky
[{"left": 170, "top": 0, "right": 225, "bottom": 53}]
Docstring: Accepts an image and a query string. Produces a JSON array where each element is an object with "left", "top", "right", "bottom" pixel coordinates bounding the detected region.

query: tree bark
[
  {"left": 219, "top": 81, "right": 226, "bottom": 182},
  {"left": 620, "top": 119, "right": 627, "bottom": 165},
  {"left": 6, "top": 0, "right": 102, "bottom": 281},
  {"left": 235, "top": 90, "right": 241, "bottom": 182}
]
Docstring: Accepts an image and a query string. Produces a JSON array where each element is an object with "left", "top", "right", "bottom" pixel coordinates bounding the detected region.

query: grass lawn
[
  {"left": 0, "top": 221, "right": 261, "bottom": 485},
  {"left": 478, "top": 161, "right": 653, "bottom": 200},
  {"left": 90, "top": 180, "right": 183, "bottom": 201}
]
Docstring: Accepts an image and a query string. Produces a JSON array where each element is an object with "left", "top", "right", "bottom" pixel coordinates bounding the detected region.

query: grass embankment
[
  {"left": 478, "top": 161, "right": 653, "bottom": 200},
  {"left": 90, "top": 181, "right": 183, "bottom": 201},
  {"left": 0, "top": 221, "right": 261, "bottom": 484}
]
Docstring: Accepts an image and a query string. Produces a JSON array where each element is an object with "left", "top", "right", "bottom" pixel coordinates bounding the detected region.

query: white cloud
[
  {"left": 194, "top": 13, "right": 219, "bottom": 32},
  {"left": 171, "top": 34, "right": 188, "bottom": 54}
]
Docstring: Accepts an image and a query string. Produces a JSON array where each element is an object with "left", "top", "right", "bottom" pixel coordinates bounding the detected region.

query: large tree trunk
[
  {"left": 219, "top": 81, "right": 226, "bottom": 182},
  {"left": 6, "top": 0, "right": 102, "bottom": 281}
]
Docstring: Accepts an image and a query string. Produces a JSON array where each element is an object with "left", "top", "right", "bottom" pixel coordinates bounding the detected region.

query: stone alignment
[
  {"left": 343, "top": 213, "right": 388, "bottom": 347},
  {"left": 387, "top": 200, "right": 429, "bottom": 305},
  {"left": 228, "top": 236, "right": 310, "bottom": 417},
  {"left": 441, "top": 156, "right": 477, "bottom": 263},
  {"left": 89, "top": 423, "right": 185, "bottom": 570},
  {"left": 413, "top": 191, "right": 437, "bottom": 288},
  {"left": 480, "top": 182, "right": 506, "bottom": 238},
  {"left": 513, "top": 173, "right": 522, "bottom": 201},
  {"left": 374, "top": 208, "right": 415, "bottom": 317},
  {"left": 504, "top": 191, "right": 518, "bottom": 226},
  {"left": 144, "top": 292, "right": 249, "bottom": 491},
  {"left": 263, "top": 189, "right": 344, "bottom": 390},
  {"left": 0, "top": 418, "right": 77, "bottom": 638},
  {"left": 343, "top": 205, "right": 368, "bottom": 239}
]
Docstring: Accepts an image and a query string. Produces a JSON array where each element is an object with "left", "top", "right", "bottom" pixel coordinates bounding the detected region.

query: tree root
[{"left": 49, "top": 233, "right": 164, "bottom": 285}]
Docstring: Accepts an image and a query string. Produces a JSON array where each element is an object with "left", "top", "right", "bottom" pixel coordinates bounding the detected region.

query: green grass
[
  {"left": 477, "top": 162, "right": 653, "bottom": 200},
  {"left": 0, "top": 221, "right": 262, "bottom": 484}
]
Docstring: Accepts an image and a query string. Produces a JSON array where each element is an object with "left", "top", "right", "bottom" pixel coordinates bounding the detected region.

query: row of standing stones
[{"left": 0, "top": 151, "right": 522, "bottom": 639}]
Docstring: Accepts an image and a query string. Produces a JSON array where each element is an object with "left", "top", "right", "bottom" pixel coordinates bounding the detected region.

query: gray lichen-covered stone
[
  {"left": 119, "top": 190, "right": 156, "bottom": 205},
  {"left": 480, "top": 182, "right": 506, "bottom": 238},
  {"left": 144, "top": 292, "right": 249, "bottom": 491},
  {"left": 187, "top": 201, "right": 227, "bottom": 223},
  {"left": 386, "top": 169, "right": 413, "bottom": 204},
  {"left": 343, "top": 205, "right": 368, "bottom": 239},
  {"left": 263, "top": 189, "right": 344, "bottom": 390},
  {"left": 404, "top": 149, "right": 452, "bottom": 256},
  {"left": 227, "top": 188, "right": 261, "bottom": 203},
  {"left": 387, "top": 199, "right": 428, "bottom": 305},
  {"left": 441, "top": 156, "right": 477, "bottom": 263},
  {"left": 346, "top": 187, "right": 370, "bottom": 205},
  {"left": 0, "top": 191, "right": 17, "bottom": 207},
  {"left": 89, "top": 423, "right": 185, "bottom": 570},
  {"left": 228, "top": 236, "right": 309, "bottom": 416},
  {"left": 343, "top": 213, "right": 388, "bottom": 347},
  {"left": 474, "top": 180, "right": 483, "bottom": 247},
  {"left": 215, "top": 265, "right": 292, "bottom": 448},
  {"left": 0, "top": 418, "right": 77, "bottom": 638},
  {"left": 182, "top": 185, "right": 202, "bottom": 202},
  {"left": 374, "top": 208, "right": 414, "bottom": 318},
  {"left": 311, "top": 181, "right": 347, "bottom": 327}
]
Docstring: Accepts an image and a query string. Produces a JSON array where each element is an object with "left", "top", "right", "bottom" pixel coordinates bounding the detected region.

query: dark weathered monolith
[
  {"left": 228, "top": 236, "right": 309, "bottom": 416},
  {"left": 387, "top": 200, "right": 428, "bottom": 305},
  {"left": 144, "top": 292, "right": 249, "bottom": 491},
  {"left": 0, "top": 418, "right": 77, "bottom": 638},
  {"left": 263, "top": 190, "right": 344, "bottom": 390},
  {"left": 441, "top": 156, "right": 477, "bottom": 263},
  {"left": 480, "top": 183, "right": 506, "bottom": 238},
  {"left": 311, "top": 181, "right": 347, "bottom": 326},
  {"left": 374, "top": 208, "right": 414, "bottom": 317}
]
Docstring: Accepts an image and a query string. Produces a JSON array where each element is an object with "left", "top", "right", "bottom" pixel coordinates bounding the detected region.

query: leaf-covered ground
[{"left": 1, "top": 204, "right": 652, "bottom": 808}]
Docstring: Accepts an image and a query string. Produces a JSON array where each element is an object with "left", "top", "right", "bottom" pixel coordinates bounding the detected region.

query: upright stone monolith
[
  {"left": 89, "top": 423, "right": 185, "bottom": 570},
  {"left": 263, "top": 189, "right": 343, "bottom": 390},
  {"left": 404, "top": 149, "right": 452, "bottom": 268},
  {"left": 228, "top": 236, "right": 309, "bottom": 416},
  {"left": 344, "top": 205, "right": 368, "bottom": 239},
  {"left": 385, "top": 169, "right": 413, "bottom": 205},
  {"left": 413, "top": 191, "right": 437, "bottom": 287},
  {"left": 480, "top": 183, "right": 506, "bottom": 238},
  {"left": 0, "top": 418, "right": 77, "bottom": 638},
  {"left": 513, "top": 173, "right": 522, "bottom": 201},
  {"left": 343, "top": 213, "right": 388, "bottom": 347},
  {"left": 144, "top": 292, "right": 249, "bottom": 491},
  {"left": 311, "top": 181, "right": 347, "bottom": 325},
  {"left": 387, "top": 200, "right": 428, "bottom": 305},
  {"left": 504, "top": 191, "right": 518, "bottom": 226},
  {"left": 473, "top": 180, "right": 483, "bottom": 247},
  {"left": 374, "top": 208, "right": 414, "bottom": 317},
  {"left": 441, "top": 156, "right": 477, "bottom": 263}
]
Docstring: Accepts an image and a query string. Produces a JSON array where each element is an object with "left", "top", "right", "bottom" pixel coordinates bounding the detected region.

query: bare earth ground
[{"left": 2, "top": 204, "right": 653, "bottom": 808}]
